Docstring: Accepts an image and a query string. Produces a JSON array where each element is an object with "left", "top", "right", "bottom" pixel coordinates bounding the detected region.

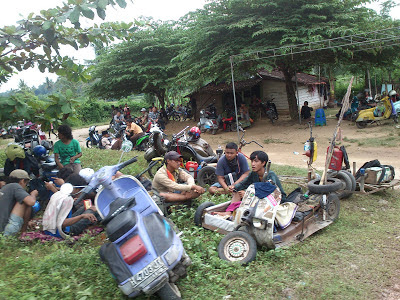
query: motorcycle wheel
[
  {"left": 173, "top": 114, "right": 180, "bottom": 122},
  {"left": 157, "top": 282, "right": 181, "bottom": 300},
  {"left": 356, "top": 121, "right": 368, "bottom": 129},
  {"left": 211, "top": 128, "right": 217, "bottom": 135},
  {"left": 86, "top": 140, "right": 93, "bottom": 148},
  {"left": 218, "top": 231, "right": 257, "bottom": 265},
  {"left": 197, "top": 166, "right": 217, "bottom": 187}
]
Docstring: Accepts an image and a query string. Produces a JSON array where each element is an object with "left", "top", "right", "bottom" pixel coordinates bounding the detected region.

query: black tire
[
  {"left": 334, "top": 171, "right": 353, "bottom": 199},
  {"left": 173, "top": 114, "right": 180, "bottom": 122},
  {"left": 194, "top": 201, "right": 215, "bottom": 226},
  {"left": 218, "top": 231, "right": 257, "bottom": 264},
  {"left": 307, "top": 178, "right": 342, "bottom": 194},
  {"left": 86, "top": 140, "right": 92, "bottom": 148},
  {"left": 325, "top": 193, "right": 340, "bottom": 221},
  {"left": 157, "top": 282, "right": 181, "bottom": 300},
  {"left": 340, "top": 146, "right": 350, "bottom": 170},
  {"left": 393, "top": 115, "right": 399, "bottom": 123},
  {"left": 154, "top": 134, "right": 167, "bottom": 155},
  {"left": 211, "top": 128, "right": 217, "bottom": 135},
  {"left": 340, "top": 170, "right": 356, "bottom": 192},
  {"left": 197, "top": 166, "right": 217, "bottom": 187},
  {"left": 356, "top": 121, "right": 368, "bottom": 129}
]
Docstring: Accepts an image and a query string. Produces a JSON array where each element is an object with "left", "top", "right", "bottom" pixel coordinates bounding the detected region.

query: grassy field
[{"left": 0, "top": 148, "right": 399, "bottom": 299}]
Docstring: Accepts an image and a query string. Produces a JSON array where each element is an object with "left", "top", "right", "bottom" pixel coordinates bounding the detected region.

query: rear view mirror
[{"left": 121, "top": 140, "right": 133, "bottom": 152}]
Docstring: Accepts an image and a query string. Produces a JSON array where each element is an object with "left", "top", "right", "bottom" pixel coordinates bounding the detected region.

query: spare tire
[
  {"left": 197, "top": 166, "right": 217, "bottom": 187},
  {"left": 334, "top": 171, "right": 353, "bottom": 199},
  {"left": 307, "top": 178, "right": 342, "bottom": 194},
  {"left": 340, "top": 170, "right": 356, "bottom": 192}
]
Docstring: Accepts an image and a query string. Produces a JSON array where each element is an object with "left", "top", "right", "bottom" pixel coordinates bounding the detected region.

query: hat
[
  {"left": 102, "top": 130, "right": 109, "bottom": 136},
  {"left": 165, "top": 151, "right": 182, "bottom": 161},
  {"left": 9, "top": 169, "right": 30, "bottom": 180},
  {"left": 141, "top": 108, "right": 146, "bottom": 112}
]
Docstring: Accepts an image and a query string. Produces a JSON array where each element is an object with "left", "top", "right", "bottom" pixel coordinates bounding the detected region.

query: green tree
[
  {"left": 89, "top": 21, "right": 182, "bottom": 108},
  {"left": 175, "top": 0, "right": 398, "bottom": 119},
  {"left": 0, "top": 0, "right": 134, "bottom": 85}
]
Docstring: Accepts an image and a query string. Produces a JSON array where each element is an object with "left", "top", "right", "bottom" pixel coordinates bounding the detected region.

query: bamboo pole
[{"left": 320, "top": 76, "right": 354, "bottom": 185}]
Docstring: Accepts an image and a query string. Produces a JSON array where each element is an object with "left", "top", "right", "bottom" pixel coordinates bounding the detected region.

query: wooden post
[{"left": 353, "top": 161, "right": 356, "bottom": 177}]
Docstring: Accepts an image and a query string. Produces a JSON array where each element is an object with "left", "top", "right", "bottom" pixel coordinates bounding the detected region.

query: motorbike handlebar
[
  {"left": 73, "top": 186, "right": 92, "bottom": 207},
  {"left": 173, "top": 126, "right": 190, "bottom": 139}
]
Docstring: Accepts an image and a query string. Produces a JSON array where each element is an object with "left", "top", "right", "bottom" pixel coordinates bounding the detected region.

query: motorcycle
[
  {"left": 262, "top": 98, "right": 278, "bottom": 124},
  {"left": 14, "top": 126, "right": 41, "bottom": 150},
  {"left": 355, "top": 96, "right": 398, "bottom": 128},
  {"left": 86, "top": 125, "right": 103, "bottom": 148},
  {"left": 67, "top": 147, "right": 190, "bottom": 299},
  {"left": 197, "top": 105, "right": 220, "bottom": 135}
]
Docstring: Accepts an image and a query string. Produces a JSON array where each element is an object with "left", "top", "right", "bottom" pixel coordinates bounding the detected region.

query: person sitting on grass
[
  {"left": 152, "top": 151, "right": 205, "bottom": 202},
  {"left": 0, "top": 170, "right": 38, "bottom": 236},
  {"left": 42, "top": 174, "right": 99, "bottom": 239},
  {"left": 213, "top": 151, "right": 286, "bottom": 217},
  {"left": 209, "top": 142, "right": 250, "bottom": 195},
  {"left": 111, "top": 133, "right": 123, "bottom": 151},
  {"left": 101, "top": 131, "right": 112, "bottom": 149},
  {"left": 54, "top": 124, "right": 82, "bottom": 174}
]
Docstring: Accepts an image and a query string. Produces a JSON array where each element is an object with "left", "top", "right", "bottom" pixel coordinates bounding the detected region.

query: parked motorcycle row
[{"left": 337, "top": 90, "right": 400, "bottom": 129}]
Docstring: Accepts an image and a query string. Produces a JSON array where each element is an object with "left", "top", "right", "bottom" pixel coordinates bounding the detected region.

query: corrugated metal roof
[{"left": 258, "top": 70, "right": 328, "bottom": 85}]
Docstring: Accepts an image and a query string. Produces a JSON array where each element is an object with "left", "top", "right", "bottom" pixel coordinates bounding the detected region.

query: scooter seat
[
  {"left": 102, "top": 196, "right": 136, "bottom": 225},
  {"left": 195, "top": 152, "right": 218, "bottom": 164},
  {"left": 106, "top": 209, "right": 138, "bottom": 242}
]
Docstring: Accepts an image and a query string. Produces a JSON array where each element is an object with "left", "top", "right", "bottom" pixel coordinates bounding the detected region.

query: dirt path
[{"left": 70, "top": 115, "right": 400, "bottom": 177}]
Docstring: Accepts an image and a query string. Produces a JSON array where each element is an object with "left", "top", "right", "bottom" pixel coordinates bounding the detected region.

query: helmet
[
  {"left": 5, "top": 143, "right": 25, "bottom": 161},
  {"left": 188, "top": 126, "right": 201, "bottom": 141},
  {"left": 40, "top": 140, "right": 52, "bottom": 151},
  {"left": 33, "top": 145, "right": 47, "bottom": 158},
  {"left": 388, "top": 90, "right": 397, "bottom": 97},
  {"left": 141, "top": 108, "right": 146, "bottom": 112}
]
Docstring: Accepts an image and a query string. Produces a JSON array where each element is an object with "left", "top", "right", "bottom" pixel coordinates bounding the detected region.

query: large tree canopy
[
  {"left": 89, "top": 21, "right": 182, "bottom": 108},
  {"left": 175, "top": 0, "right": 399, "bottom": 119},
  {"left": 0, "top": 0, "right": 135, "bottom": 84}
]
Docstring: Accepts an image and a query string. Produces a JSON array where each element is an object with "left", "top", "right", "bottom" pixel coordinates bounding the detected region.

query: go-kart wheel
[
  {"left": 307, "top": 178, "right": 342, "bottom": 194},
  {"left": 218, "top": 231, "right": 257, "bottom": 264},
  {"left": 325, "top": 194, "right": 340, "bottom": 221},
  {"left": 86, "top": 140, "right": 92, "bottom": 148},
  {"left": 157, "top": 282, "right": 181, "bottom": 300},
  {"left": 197, "top": 166, "right": 217, "bottom": 187},
  {"left": 194, "top": 201, "right": 215, "bottom": 226},
  {"left": 356, "top": 121, "right": 367, "bottom": 129}
]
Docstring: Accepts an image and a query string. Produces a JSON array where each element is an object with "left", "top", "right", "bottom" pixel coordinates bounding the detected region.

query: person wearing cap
[
  {"left": 138, "top": 108, "right": 148, "bottom": 127},
  {"left": 101, "top": 131, "right": 112, "bottom": 149},
  {"left": 0, "top": 170, "right": 38, "bottom": 236},
  {"left": 125, "top": 119, "right": 144, "bottom": 147},
  {"left": 152, "top": 151, "right": 205, "bottom": 202}
]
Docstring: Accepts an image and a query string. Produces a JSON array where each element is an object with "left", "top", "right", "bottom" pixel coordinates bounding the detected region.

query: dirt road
[{"left": 71, "top": 114, "right": 400, "bottom": 176}]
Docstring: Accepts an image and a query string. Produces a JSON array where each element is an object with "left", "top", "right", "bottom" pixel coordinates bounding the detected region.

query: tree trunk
[
  {"left": 282, "top": 68, "right": 298, "bottom": 120},
  {"left": 155, "top": 90, "right": 166, "bottom": 109}
]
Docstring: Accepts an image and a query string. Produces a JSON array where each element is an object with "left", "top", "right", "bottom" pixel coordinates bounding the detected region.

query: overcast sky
[{"left": 0, "top": 0, "right": 398, "bottom": 92}]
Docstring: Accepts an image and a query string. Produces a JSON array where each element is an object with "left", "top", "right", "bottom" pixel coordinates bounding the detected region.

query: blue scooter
[{"left": 72, "top": 154, "right": 190, "bottom": 299}]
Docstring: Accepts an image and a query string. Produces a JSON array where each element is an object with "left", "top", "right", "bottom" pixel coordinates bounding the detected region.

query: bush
[{"left": 76, "top": 99, "right": 111, "bottom": 124}]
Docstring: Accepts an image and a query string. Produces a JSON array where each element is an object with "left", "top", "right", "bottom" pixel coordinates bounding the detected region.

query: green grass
[
  {"left": 264, "top": 138, "right": 292, "bottom": 144},
  {"left": 0, "top": 149, "right": 399, "bottom": 299},
  {"left": 342, "top": 136, "right": 399, "bottom": 148}
]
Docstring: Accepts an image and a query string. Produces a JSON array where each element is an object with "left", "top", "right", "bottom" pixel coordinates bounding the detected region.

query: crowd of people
[{"left": 0, "top": 101, "right": 288, "bottom": 239}]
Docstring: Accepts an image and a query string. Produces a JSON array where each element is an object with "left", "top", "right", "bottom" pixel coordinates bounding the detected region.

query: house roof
[
  {"left": 186, "top": 71, "right": 327, "bottom": 97},
  {"left": 258, "top": 69, "right": 328, "bottom": 85}
]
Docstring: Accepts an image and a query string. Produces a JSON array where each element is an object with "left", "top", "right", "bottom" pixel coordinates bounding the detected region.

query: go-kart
[{"left": 195, "top": 180, "right": 341, "bottom": 264}]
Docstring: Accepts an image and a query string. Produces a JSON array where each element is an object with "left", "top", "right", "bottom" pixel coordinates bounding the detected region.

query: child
[{"left": 53, "top": 125, "right": 82, "bottom": 174}]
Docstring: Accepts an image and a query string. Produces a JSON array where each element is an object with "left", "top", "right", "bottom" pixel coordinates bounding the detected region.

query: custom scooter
[
  {"left": 197, "top": 103, "right": 219, "bottom": 135},
  {"left": 355, "top": 96, "right": 398, "bottom": 128},
  {"left": 70, "top": 142, "right": 191, "bottom": 299}
]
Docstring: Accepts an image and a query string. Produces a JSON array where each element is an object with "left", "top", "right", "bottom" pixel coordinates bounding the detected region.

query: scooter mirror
[
  {"left": 60, "top": 183, "right": 74, "bottom": 195},
  {"left": 121, "top": 140, "right": 133, "bottom": 152},
  {"left": 79, "top": 168, "right": 94, "bottom": 183}
]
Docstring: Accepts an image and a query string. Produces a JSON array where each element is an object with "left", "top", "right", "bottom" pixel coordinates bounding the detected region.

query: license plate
[{"left": 128, "top": 257, "right": 168, "bottom": 291}]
